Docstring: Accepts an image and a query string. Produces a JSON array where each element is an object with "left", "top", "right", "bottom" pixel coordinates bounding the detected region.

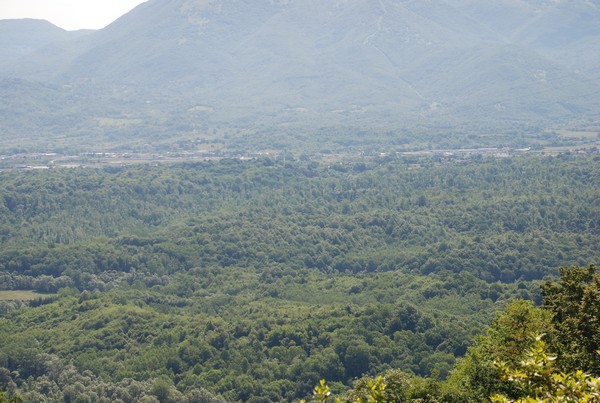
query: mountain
[
  {"left": 0, "top": 19, "right": 79, "bottom": 65},
  {"left": 0, "top": 19, "right": 92, "bottom": 81},
  {"left": 0, "top": 0, "right": 599, "bottom": 152},
  {"left": 453, "top": 0, "right": 600, "bottom": 78}
]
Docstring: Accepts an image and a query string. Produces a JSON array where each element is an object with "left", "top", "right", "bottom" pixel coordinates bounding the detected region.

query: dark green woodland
[{"left": 0, "top": 154, "right": 599, "bottom": 402}]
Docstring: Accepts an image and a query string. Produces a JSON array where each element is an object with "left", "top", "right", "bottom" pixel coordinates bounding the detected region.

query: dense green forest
[{"left": 0, "top": 154, "right": 598, "bottom": 402}]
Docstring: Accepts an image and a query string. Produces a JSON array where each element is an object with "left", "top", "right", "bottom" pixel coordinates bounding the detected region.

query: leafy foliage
[
  {"left": 492, "top": 335, "right": 600, "bottom": 402},
  {"left": 541, "top": 265, "right": 600, "bottom": 373}
]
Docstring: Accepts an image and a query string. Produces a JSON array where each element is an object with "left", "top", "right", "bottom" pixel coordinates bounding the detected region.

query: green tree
[
  {"left": 343, "top": 343, "right": 371, "bottom": 379},
  {"left": 0, "top": 390, "right": 22, "bottom": 403},
  {"left": 492, "top": 335, "right": 600, "bottom": 402},
  {"left": 445, "top": 300, "right": 552, "bottom": 401},
  {"left": 150, "top": 377, "right": 175, "bottom": 403},
  {"left": 541, "top": 265, "right": 600, "bottom": 373},
  {"left": 343, "top": 370, "right": 435, "bottom": 403}
]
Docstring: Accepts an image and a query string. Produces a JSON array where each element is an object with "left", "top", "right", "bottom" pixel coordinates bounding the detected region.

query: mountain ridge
[{"left": 0, "top": 0, "right": 598, "bottom": 152}]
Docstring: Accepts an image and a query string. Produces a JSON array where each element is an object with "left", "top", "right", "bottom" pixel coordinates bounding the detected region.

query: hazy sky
[{"left": 0, "top": 0, "right": 147, "bottom": 31}]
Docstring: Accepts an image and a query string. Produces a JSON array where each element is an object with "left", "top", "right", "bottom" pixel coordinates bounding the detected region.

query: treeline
[
  {"left": 0, "top": 155, "right": 597, "bottom": 282},
  {"left": 0, "top": 154, "right": 598, "bottom": 401}
]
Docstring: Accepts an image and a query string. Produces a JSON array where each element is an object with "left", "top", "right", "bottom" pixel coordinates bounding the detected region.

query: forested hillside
[{"left": 0, "top": 154, "right": 598, "bottom": 401}]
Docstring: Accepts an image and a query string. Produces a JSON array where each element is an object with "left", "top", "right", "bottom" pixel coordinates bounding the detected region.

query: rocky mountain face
[{"left": 1, "top": 0, "right": 599, "bottom": 151}]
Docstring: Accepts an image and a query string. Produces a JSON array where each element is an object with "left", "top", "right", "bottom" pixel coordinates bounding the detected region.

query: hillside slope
[{"left": 0, "top": 0, "right": 598, "bottom": 151}]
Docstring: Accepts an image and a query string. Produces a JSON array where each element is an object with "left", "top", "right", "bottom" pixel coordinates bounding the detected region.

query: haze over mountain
[{"left": 1, "top": 0, "right": 599, "bottom": 152}]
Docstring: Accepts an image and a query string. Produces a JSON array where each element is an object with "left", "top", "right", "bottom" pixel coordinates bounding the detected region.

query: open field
[{"left": 0, "top": 290, "right": 49, "bottom": 301}]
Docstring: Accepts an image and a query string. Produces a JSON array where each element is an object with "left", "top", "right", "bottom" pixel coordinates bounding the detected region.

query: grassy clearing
[{"left": 0, "top": 290, "right": 49, "bottom": 301}]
